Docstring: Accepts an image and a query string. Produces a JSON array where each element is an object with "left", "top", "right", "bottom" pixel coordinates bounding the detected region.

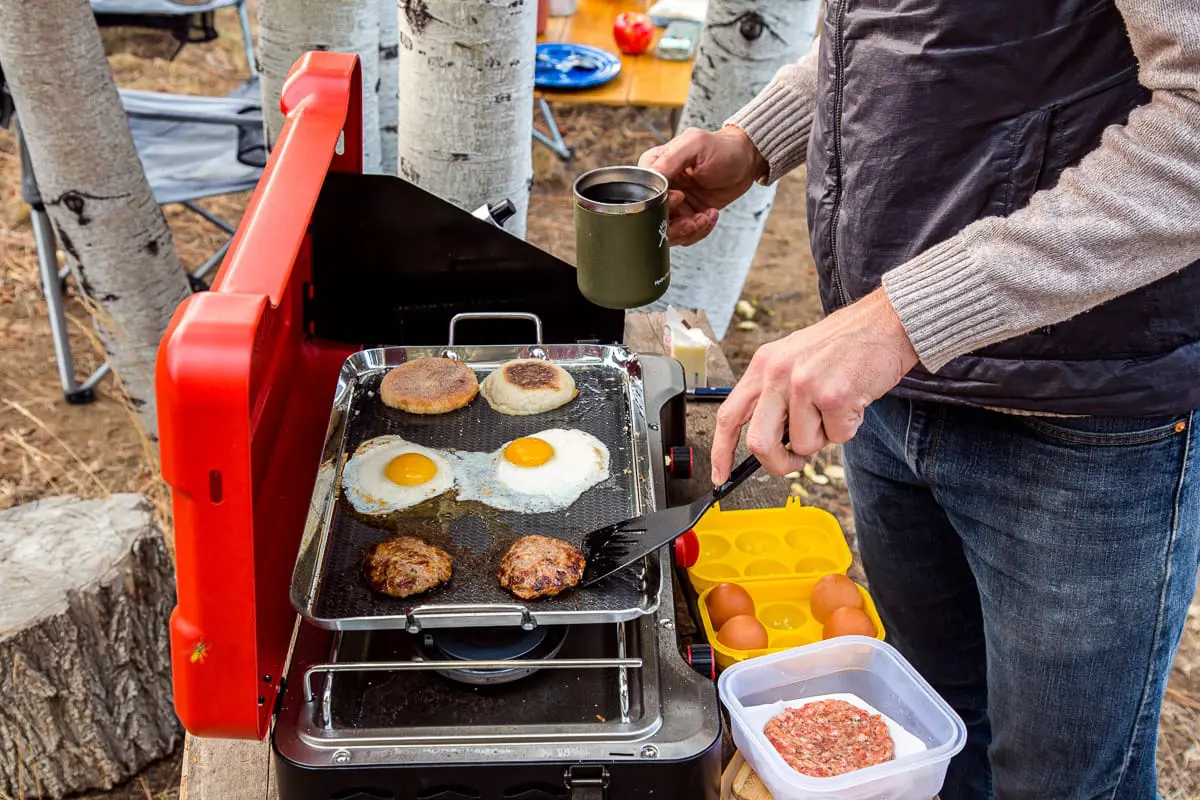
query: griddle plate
[{"left": 294, "top": 345, "right": 661, "bottom": 631}]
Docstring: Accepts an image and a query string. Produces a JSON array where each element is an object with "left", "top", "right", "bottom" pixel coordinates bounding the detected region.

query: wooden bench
[{"left": 179, "top": 309, "right": 787, "bottom": 799}]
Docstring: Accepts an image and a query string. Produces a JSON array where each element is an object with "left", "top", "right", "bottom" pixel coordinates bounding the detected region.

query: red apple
[{"left": 613, "top": 12, "right": 655, "bottom": 55}]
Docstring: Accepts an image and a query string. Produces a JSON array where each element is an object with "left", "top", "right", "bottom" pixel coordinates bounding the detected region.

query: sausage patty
[
  {"left": 763, "top": 699, "right": 894, "bottom": 777},
  {"left": 497, "top": 535, "right": 585, "bottom": 599},
  {"left": 363, "top": 535, "right": 453, "bottom": 598}
]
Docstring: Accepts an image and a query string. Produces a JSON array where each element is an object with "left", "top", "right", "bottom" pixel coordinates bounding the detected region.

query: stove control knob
[
  {"left": 674, "top": 529, "right": 699, "bottom": 568},
  {"left": 685, "top": 643, "right": 717, "bottom": 681},
  {"left": 666, "top": 446, "right": 693, "bottom": 479}
]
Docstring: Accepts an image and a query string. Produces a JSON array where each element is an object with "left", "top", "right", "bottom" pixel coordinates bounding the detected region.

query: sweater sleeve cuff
[
  {"left": 881, "top": 238, "right": 1006, "bottom": 372},
  {"left": 725, "top": 80, "right": 814, "bottom": 185}
]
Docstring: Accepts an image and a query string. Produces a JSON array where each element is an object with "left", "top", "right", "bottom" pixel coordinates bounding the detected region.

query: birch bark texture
[
  {"left": 0, "top": 0, "right": 191, "bottom": 438},
  {"left": 378, "top": 0, "right": 400, "bottom": 174},
  {"left": 0, "top": 495, "right": 179, "bottom": 799},
  {"left": 646, "top": 0, "right": 821, "bottom": 339},
  {"left": 397, "top": 0, "right": 536, "bottom": 238},
  {"left": 258, "top": 0, "right": 383, "bottom": 172}
]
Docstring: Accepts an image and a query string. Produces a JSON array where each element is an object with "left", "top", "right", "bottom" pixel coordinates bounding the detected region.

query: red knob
[
  {"left": 674, "top": 529, "right": 700, "bottom": 568},
  {"left": 668, "top": 446, "right": 694, "bottom": 479},
  {"left": 685, "top": 644, "right": 717, "bottom": 681}
]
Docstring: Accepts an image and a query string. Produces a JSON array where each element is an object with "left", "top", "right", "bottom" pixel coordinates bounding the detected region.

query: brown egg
[
  {"left": 717, "top": 614, "right": 770, "bottom": 651},
  {"left": 822, "top": 606, "right": 877, "bottom": 639},
  {"left": 706, "top": 583, "right": 756, "bottom": 630},
  {"left": 809, "top": 574, "right": 864, "bottom": 624}
]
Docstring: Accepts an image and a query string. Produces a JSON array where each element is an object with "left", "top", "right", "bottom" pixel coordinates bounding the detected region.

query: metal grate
[{"left": 304, "top": 352, "right": 661, "bottom": 630}]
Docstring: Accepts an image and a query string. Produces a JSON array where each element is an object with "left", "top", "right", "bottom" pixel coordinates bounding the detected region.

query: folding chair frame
[{"left": 17, "top": 96, "right": 262, "bottom": 404}]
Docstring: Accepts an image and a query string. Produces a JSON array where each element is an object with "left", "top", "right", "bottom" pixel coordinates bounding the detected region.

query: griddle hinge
[{"left": 564, "top": 765, "right": 608, "bottom": 799}]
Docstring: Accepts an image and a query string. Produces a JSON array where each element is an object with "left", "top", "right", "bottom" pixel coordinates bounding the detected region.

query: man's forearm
[
  {"left": 725, "top": 35, "right": 821, "bottom": 185},
  {"left": 883, "top": 2, "right": 1200, "bottom": 373}
]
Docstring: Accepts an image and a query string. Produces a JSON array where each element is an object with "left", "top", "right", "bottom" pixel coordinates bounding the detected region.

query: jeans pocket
[{"left": 1021, "top": 413, "right": 1189, "bottom": 447}]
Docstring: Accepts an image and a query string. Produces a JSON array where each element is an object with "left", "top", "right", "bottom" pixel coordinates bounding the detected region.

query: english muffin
[
  {"left": 380, "top": 357, "right": 479, "bottom": 414},
  {"left": 479, "top": 358, "right": 577, "bottom": 416}
]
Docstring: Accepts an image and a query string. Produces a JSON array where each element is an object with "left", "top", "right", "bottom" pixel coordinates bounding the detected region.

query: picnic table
[
  {"left": 178, "top": 309, "right": 788, "bottom": 800},
  {"left": 535, "top": 0, "right": 697, "bottom": 157}
]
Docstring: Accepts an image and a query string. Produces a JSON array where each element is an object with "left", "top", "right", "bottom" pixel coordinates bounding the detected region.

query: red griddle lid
[{"left": 156, "top": 52, "right": 363, "bottom": 738}]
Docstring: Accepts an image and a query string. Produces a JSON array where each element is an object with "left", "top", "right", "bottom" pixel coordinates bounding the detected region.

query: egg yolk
[
  {"left": 503, "top": 437, "right": 554, "bottom": 467},
  {"left": 384, "top": 452, "right": 438, "bottom": 486}
]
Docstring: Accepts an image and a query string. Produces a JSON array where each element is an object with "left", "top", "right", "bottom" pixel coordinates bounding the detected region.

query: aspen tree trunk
[
  {"left": 0, "top": 0, "right": 191, "bottom": 439},
  {"left": 378, "top": 0, "right": 400, "bottom": 174},
  {"left": 648, "top": 0, "right": 821, "bottom": 339},
  {"left": 258, "top": 0, "right": 382, "bottom": 172},
  {"left": 397, "top": 0, "right": 536, "bottom": 238}
]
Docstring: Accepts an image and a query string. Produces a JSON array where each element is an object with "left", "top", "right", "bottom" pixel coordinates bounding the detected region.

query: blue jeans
[{"left": 843, "top": 395, "right": 1200, "bottom": 799}]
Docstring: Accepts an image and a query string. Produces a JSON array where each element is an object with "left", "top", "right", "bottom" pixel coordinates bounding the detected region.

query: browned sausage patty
[
  {"left": 380, "top": 357, "right": 479, "bottom": 414},
  {"left": 363, "top": 535, "right": 453, "bottom": 598},
  {"left": 497, "top": 535, "right": 585, "bottom": 600}
]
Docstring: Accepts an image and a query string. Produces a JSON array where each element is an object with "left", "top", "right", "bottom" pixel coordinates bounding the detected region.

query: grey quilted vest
[{"left": 807, "top": 0, "right": 1200, "bottom": 416}]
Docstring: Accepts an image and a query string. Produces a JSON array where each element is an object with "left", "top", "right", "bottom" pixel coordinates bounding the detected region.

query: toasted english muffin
[
  {"left": 479, "top": 358, "right": 577, "bottom": 416},
  {"left": 380, "top": 357, "right": 479, "bottom": 414}
]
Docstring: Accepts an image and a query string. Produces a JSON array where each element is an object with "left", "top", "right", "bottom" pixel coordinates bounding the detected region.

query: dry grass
[{"left": 0, "top": 5, "right": 1195, "bottom": 800}]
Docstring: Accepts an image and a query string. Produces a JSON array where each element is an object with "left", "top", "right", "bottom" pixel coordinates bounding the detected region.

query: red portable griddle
[{"left": 158, "top": 52, "right": 717, "bottom": 800}]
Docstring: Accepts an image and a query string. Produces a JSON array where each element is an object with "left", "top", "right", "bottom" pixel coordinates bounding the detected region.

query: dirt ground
[{"left": 0, "top": 7, "right": 1196, "bottom": 800}]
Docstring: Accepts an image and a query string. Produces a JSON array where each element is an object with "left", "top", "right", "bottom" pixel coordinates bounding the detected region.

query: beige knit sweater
[{"left": 726, "top": 2, "right": 1200, "bottom": 374}]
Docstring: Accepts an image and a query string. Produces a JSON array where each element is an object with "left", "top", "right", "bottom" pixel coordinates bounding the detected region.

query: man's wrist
[
  {"left": 719, "top": 124, "right": 769, "bottom": 184},
  {"left": 864, "top": 287, "right": 920, "bottom": 372}
]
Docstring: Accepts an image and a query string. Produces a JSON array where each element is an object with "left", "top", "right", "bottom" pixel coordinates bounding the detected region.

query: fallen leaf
[{"left": 802, "top": 463, "right": 829, "bottom": 485}]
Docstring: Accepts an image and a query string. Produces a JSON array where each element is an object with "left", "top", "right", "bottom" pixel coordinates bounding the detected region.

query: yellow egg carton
[
  {"left": 697, "top": 576, "right": 886, "bottom": 670},
  {"left": 687, "top": 497, "right": 853, "bottom": 594}
]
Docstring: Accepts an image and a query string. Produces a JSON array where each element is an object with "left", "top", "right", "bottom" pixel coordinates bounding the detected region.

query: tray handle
[
  {"left": 445, "top": 312, "right": 547, "bottom": 359},
  {"left": 405, "top": 603, "right": 537, "bottom": 632}
]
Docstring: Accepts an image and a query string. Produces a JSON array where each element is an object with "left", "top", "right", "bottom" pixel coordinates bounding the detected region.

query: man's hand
[
  {"left": 711, "top": 288, "right": 920, "bottom": 484},
  {"left": 638, "top": 126, "right": 768, "bottom": 246}
]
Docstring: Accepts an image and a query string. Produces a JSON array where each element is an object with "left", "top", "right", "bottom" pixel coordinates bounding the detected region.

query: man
[{"left": 640, "top": 1, "right": 1199, "bottom": 797}]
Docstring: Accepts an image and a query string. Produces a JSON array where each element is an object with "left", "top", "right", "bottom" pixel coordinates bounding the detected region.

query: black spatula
[{"left": 578, "top": 435, "right": 787, "bottom": 587}]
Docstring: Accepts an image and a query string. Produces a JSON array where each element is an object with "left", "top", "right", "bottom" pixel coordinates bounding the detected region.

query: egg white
[
  {"left": 340, "top": 435, "right": 456, "bottom": 515},
  {"left": 453, "top": 428, "right": 610, "bottom": 513}
]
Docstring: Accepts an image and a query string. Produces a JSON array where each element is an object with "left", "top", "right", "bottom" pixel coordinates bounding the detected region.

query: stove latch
[{"left": 563, "top": 765, "right": 608, "bottom": 799}]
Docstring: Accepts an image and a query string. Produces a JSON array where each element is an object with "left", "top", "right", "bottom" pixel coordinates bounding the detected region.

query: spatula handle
[{"left": 711, "top": 430, "right": 791, "bottom": 503}]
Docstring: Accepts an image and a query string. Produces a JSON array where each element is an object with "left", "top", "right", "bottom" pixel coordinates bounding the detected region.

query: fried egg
[
  {"left": 454, "top": 428, "right": 610, "bottom": 513},
  {"left": 340, "top": 435, "right": 456, "bottom": 514}
]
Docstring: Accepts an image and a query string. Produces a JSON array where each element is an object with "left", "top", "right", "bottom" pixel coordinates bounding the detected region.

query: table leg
[
  {"left": 533, "top": 97, "right": 573, "bottom": 160},
  {"left": 634, "top": 106, "right": 682, "bottom": 144}
]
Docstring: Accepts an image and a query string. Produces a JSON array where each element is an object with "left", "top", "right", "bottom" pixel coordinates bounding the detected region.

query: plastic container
[
  {"left": 687, "top": 499, "right": 852, "bottom": 594},
  {"left": 718, "top": 637, "right": 967, "bottom": 800},
  {"left": 698, "top": 576, "right": 885, "bottom": 669}
]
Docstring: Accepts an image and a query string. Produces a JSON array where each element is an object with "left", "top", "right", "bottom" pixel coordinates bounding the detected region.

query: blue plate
[{"left": 535, "top": 42, "right": 622, "bottom": 90}]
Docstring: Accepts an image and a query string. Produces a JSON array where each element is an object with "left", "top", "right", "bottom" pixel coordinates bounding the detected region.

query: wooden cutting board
[{"left": 722, "top": 753, "right": 775, "bottom": 800}]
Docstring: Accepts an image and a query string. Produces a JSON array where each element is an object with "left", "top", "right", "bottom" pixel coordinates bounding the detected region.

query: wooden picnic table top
[
  {"left": 178, "top": 309, "right": 788, "bottom": 800},
  {"left": 537, "top": 0, "right": 696, "bottom": 109}
]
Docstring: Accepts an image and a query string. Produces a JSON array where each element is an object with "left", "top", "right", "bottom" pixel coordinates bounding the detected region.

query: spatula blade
[{"left": 578, "top": 500, "right": 708, "bottom": 587}]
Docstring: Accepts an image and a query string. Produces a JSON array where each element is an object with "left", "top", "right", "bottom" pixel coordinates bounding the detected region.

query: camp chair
[
  {"left": 0, "top": 0, "right": 262, "bottom": 403},
  {"left": 91, "top": 0, "right": 257, "bottom": 75},
  {"left": 1, "top": 71, "right": 265, "bottom": 403}
]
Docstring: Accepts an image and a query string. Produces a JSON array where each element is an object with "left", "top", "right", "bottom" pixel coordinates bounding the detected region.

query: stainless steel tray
[{"left": 292, "top": 317, "right": 662, "bottom": 631}]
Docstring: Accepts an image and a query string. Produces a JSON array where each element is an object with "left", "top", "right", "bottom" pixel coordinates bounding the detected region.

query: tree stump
[{"left": 0, "top": 494, "right": 181, "bottom": 799}]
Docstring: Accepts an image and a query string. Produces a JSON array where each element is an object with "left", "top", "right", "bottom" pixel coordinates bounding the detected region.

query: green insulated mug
[{"left": 573, "top": 166, "right": 670, "bottom": 309}]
